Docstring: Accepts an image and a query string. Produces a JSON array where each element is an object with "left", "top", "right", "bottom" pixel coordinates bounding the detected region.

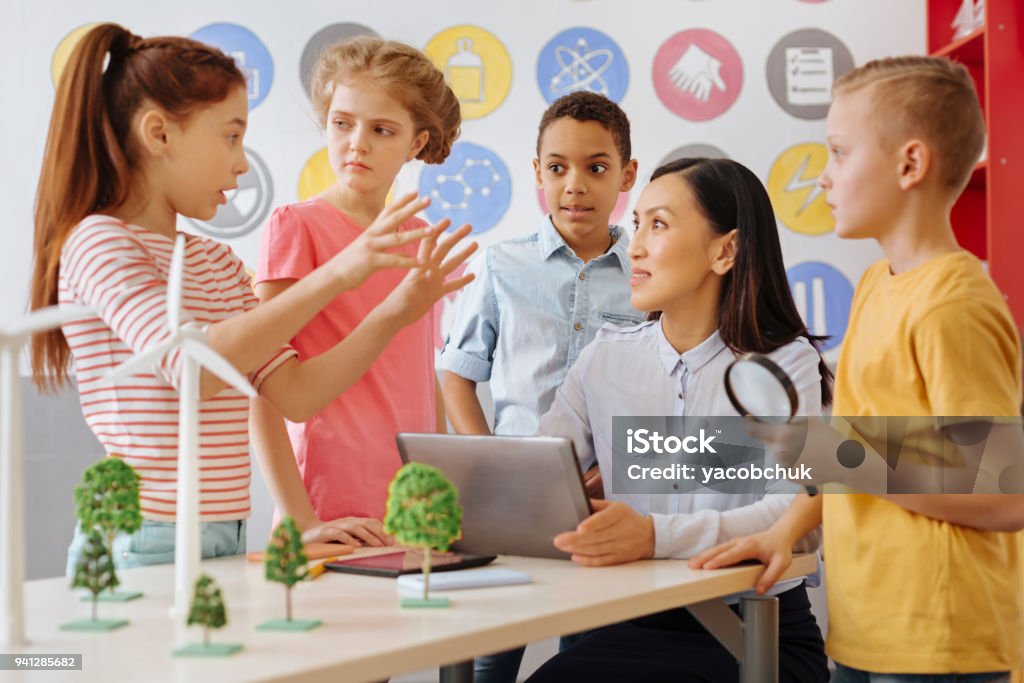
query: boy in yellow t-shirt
[{"left": 691, "top": 56, "right": 1024, "bottom": 681}]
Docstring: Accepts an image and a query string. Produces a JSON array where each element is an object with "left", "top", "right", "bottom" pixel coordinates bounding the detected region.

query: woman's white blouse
[{"left": 538, "top": 319, "right": 823, "bottom": 595}]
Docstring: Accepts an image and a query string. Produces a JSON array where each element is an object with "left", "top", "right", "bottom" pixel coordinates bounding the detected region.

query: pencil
[{"left": 307, "top": 557, "right": 338, "bottom": 580}]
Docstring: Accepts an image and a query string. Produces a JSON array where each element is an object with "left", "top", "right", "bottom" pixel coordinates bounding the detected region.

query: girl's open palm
[
  {"left": 383, "top": 222, "right": 478, "bottom": 327},
  {"left": 328, "top": 193, "right": 446, "bottom": 289}
]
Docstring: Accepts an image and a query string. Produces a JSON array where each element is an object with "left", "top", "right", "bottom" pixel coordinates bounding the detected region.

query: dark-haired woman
[{"left": 528, "top": 158, "right": 831, "bottom": 682}]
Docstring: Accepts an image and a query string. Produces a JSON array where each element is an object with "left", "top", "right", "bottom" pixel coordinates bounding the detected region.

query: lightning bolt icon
[{"left": 784, "top": 154, "right": 825, "bottom": 215}]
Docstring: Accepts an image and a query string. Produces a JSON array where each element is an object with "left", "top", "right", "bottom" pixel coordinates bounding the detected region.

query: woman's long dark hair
[{"left": 649, "top": 157, "right": 833, "bottom": 406}]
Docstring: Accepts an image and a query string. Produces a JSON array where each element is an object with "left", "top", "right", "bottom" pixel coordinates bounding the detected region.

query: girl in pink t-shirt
[{"left": 253, "top": 37, "right": 470, "bottom": 545}]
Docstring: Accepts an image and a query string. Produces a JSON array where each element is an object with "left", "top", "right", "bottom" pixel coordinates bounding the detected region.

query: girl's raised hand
[
  {"left": 379, "top": 222, "right": 479, "bottom": 328},
  {"left": 327, "top": 193, "right": 444, "bottom": 289}
]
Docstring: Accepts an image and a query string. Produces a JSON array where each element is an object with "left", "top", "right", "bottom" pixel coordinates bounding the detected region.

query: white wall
[{"left": 3, "top": 0, "right": 925, "bottom": 362}]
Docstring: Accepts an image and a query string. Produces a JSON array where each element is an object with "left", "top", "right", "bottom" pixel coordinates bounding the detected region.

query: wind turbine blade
[
  {"left": 2, "top": 305, "right": 94, "bottom": 337},
  {"left": 106, "top": 341, "right": 176, "bottom": 383},
  {"left": 167, "top": 234, "right": 186, "bottom": 331},
  {"left": 181, "top": 339, "right": 256, "bottom": 397}
]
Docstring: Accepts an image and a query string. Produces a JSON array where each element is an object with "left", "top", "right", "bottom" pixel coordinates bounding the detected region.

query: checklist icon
[{"left": 785, "top": 47, "right": 834, "bottom": 106}]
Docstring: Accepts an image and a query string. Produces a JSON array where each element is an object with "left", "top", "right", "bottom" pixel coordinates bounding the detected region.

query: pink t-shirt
[{"left": 256, "top": 198, "right": 436, "bottom": 521}]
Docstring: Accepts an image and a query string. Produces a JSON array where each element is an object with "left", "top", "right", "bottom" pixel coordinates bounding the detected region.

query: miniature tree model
[
  {"left": 188, "top": 575, "right": 226, "bottom": 645},
  {"left": 384, "top": 463, "right": 463, "bottom": 608},
  {"left": 59, "top": 529, "right": 128, "bottom": 632},
  {"left": 175, "top": 574, "right": 241, "bottom": 657},
  {"left": 74, "top": 458, "right": 144, "bottom": 601},
  {"left": 259, "top": 517, "right": 322, "bottom": 631}
]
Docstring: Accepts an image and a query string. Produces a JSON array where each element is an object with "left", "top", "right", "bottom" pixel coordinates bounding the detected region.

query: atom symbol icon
[
  {"left": 550, "top": 37, "right": 614, "bottom": 96},
  {"left": 431, "top": 157, "right": 502, "bottom": 211}
]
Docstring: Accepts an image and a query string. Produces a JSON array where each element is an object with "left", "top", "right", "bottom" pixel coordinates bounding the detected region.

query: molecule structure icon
[
  {"left": 431, "top": 157, "right": 502, "bottom": 211},
  {"left": 419, "top": 141, "right": 511, "bottom": 235}
]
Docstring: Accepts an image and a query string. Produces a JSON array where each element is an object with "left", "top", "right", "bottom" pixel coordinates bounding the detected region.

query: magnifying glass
[
  {"left": 724, "top": 352, "right": 798, "bottom": 423},
  {"left": 724, "top": 353, "right": 818, "bottom": 495}
]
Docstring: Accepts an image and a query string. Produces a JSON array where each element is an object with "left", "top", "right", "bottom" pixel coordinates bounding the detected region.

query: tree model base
[
  {"left": 172, "top": 642, "right": 243, "bottom": 657},
  {"left": 399, "top": 596, "right": 451, "bottom": 608},
  {"left": 257, "top": 618, "right": 322, "bottom": 631},
  {"left": 81, "top": 590, "right": 143, "bottom": 603},
  {"left": 59, "top": 618, "right": 129, "bottom": 631}
]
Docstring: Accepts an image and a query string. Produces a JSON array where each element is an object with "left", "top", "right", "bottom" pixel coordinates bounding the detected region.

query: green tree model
[
  {"left": 75, "top": 458, "right": 143, "bottom": 559},
  {"left": 187, "top": 574, "right": 227, "bottom": 647},
  {"left": 264, "top": 517, "right": 309, "bottom": 622},
  {"left": 384, "top": 463, "right": 463, "bottom": 602},
  {"left": 71, "top": 529, "right": 119, "bottom": 621}
]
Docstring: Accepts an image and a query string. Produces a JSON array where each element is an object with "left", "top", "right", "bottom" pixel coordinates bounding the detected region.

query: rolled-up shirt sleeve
[{"left": 438, "top": 251, "right": 498, "bottom": 382}]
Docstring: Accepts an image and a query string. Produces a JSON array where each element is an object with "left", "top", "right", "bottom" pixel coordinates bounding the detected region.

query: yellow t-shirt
[{"left": 826, "top": 251, "right": 1024, "bottom": 673}]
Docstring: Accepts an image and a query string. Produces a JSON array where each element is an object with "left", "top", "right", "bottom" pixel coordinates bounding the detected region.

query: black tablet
[{"left": 324, "top": 549, "right": 497, "bottom": 578}]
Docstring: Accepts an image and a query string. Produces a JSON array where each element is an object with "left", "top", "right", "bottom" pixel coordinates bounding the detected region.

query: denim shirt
[{"left": 439, "top": 216, "right": 643, "bottom": 436}]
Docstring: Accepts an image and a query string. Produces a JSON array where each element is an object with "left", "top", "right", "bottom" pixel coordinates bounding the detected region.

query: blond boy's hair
[
  {"left": 310, "top": 37, "right": 461, "bottom": 164},
  {"left": 833, "top": 56, "right": 984, "bottom": 192}
]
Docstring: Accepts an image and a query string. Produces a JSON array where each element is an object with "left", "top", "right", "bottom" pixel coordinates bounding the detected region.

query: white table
[{"left": 9, "top": 551, "right": 817, "bottom": 682}]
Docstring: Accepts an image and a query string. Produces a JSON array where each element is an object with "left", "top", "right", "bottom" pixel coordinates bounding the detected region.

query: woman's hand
[
  {"left": 327, "top": 193, "right": 447, "bottom": 289},
  {"left": 688, "top": 528, "right": 793, "bottom": 595},
  {"left": 300, "top": 517, "right": 395, "bottom": 547},
  {"left": 553, "top": 499, "right": 655, "bottom": 566}
]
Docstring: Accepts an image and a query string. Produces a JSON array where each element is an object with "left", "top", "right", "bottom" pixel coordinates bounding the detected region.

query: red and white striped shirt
[{"left": 59, "top": 215, "right": 296, "bottom": 522}]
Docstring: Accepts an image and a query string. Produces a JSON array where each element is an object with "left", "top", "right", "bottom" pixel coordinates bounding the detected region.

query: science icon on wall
[
  {"left": 424, "top": 25, "right": 512, "bottom": 120},
  {"left": 653, "top": 29, "right": 743, "bottom": 121},
  {"left": 766, "top": 28, "right": 854, "bottom": 120},
  {"left": 786, "top": 261, "right": 853, "bottom": 352},
  {"left": 766, "top": 142, "right": 834, "bottom": 236},
  {"left": 300, "top": 23, "right": 381, "bottom": 100},
  {"left": 536, "top": 27, "right": 629, "bottom": 104},
  {"left": 190, "top": 23, "right": 273, "bottom": 110},
  {"left": 51, "top": 23, "right": 102, "bottom": 86},
  {"left": 187, "top": 148, "right": 273, "bottom": 239},
  {"left": 419, "top": 141, "right": 511, "bottom": 235}
]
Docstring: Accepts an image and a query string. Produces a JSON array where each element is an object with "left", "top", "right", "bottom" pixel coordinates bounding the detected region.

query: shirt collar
[
  {"left": 654, "top": 319, "right": 728, "bottom": 376},
  {"left": 538, "top": 215, "right": 629, "bottom": 270}
]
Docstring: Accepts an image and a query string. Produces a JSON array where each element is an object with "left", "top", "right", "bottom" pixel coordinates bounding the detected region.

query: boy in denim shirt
[
  {"left": 440, "top": 92, "right": 641, "bottom": 440},
  {"left": 439, "top": 91, "right": 641, "bottom": 683}
]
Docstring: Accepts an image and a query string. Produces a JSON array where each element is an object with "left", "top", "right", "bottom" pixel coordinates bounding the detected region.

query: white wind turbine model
[
  {"left": 1, "top": 303, "right": 92, "bottom": 647},
  {"left": 108, "top": 234, "right": 255, "bottom": 648}
]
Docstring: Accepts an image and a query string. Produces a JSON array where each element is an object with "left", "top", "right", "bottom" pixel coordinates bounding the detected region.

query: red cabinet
[{"left": 928, "top": 0, "right": 1024, "bottom": 328}]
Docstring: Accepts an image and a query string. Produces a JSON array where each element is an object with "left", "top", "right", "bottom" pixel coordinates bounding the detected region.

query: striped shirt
[{"left": 58, "top": 215, "right": 296, "bottom": 522}]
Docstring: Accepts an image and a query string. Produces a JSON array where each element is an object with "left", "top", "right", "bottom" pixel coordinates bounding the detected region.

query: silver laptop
[{"left": 396, "top": 434, "right": 593, "bottom": 560}]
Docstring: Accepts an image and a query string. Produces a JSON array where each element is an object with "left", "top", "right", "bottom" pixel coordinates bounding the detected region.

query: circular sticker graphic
[
  {"left": 51, "top": 23, "right": 101, "bottom": 87},
  {"left": 298, "top": 147, "right": 335, "bottom": 201},
  {"left": 536, "top": 188, "right": 629, "bottom": 225},
  {"left": 653, "top": 29, "right": 743, "bottom": 122},
  {"left": 786, "top": 262, "right": 853, "bottom": 351},
  {"left": 536, "top": 27, "right": 629, "bottom": 104},
  {"left": 300, "top": 23, "right": 381, "bottom": 100},
  {"left": 190, "top": 23, "right": 273, "bottom": 110},
  {"left": 766, "top": 28, "right": 854, "bottom": 120},
  {"left": 187, "top": 148, "right": 273, "bottom": 239},
  {"left": 657, "top": 143, "right": 730, "bottom": 168},
  {"left": 424, "top": 26, "right": 512, "bottom": 120},
  {"left": 766, "top": 142, "right": 834, "bottom": 236},
  {"left": 419, "top": 141, "right": 511, "bottom": 235}
]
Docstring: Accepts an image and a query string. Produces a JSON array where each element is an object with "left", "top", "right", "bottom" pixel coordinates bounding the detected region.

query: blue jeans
[
  {"left": 832, "top": 664, "right": 1010, "bottom": 683},
  {"left": 66, "top": 519, "right": 247, "bottom": 578},
  {"left": 475, "top": 633, "right": 587, "bottom": 683}
]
